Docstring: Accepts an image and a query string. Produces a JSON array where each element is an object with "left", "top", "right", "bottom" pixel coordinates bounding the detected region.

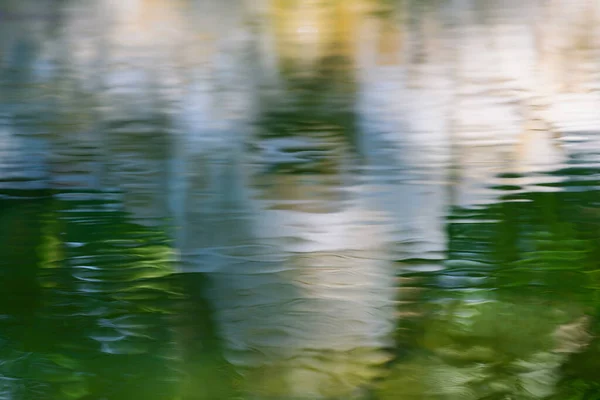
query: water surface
[{"left": 1, "top": 0, "right": 600, "bottom": 399}]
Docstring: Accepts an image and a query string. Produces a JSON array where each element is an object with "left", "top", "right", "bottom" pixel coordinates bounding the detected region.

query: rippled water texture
[{"left": 2, "top": 0, "right": 600, "bottom": 399}]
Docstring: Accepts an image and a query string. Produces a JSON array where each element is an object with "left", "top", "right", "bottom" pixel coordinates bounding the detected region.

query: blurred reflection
[
  {"left": 175, "top": 108, "right": 397, "bottom": 398},
  {"left": 378, "top": 297, "right": 591, "bottom": 400},
  {"left": 1, "top": 0, "right": 600, "bottom": 399}
]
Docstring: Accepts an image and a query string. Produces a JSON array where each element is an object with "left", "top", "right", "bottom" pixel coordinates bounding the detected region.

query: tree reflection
[{"left": 378, "top": 297, "right": 591, "bottom": 400}]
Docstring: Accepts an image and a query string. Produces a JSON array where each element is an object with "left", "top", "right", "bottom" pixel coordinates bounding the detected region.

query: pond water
[{"left": 1, "top": 0, "right": 600, "bottom": 399}]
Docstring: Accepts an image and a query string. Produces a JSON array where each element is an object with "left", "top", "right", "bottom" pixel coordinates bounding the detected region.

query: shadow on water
[{"left": 2, "top": 0, "right": 600, "bottom": 399}]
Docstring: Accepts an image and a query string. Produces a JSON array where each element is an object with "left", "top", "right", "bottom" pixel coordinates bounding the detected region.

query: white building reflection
[
  {"left": 355, "top": 0, "right": 600, "bottom": 211},
  {"left": 172, "top": 2, "right": 399, "bottom": 396},
  {"left": 355, "top": 5, "right": 449, "bottom": 276},
  {"left": 190, "top": 163, "right": 398, "bottom": 398}
]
